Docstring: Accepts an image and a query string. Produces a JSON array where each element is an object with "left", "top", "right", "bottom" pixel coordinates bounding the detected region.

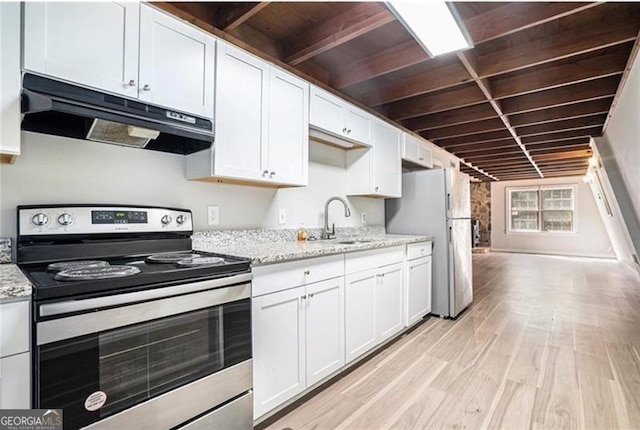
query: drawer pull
[
  {"left": 301, "top": 295, "right": 307, "bottom": 300},
  {"left": 304, "top": 270, "right": 310, "bottom": 275},
  {"left": 308, "top": 293, "right": 315, "bottom": 298}
]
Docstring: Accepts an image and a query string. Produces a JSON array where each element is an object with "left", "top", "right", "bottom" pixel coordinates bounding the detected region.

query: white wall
[
  {"left": 491, "top": 176, "right": 614, "bottom": 258},
  {"left": 0, "top": 132, "right": 384, "bottom": 237},
  {"left": 594, "top": 50, "right": 640, "bottom": 259}
]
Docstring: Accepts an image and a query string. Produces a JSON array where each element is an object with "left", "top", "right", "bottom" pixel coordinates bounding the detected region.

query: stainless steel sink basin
[{"left": 335, "top": 239, "right": 376, "bottom": 245}]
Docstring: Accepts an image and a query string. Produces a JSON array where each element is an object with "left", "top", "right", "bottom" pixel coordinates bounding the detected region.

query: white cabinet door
[
  {"left": 0, "top": 352, "right": 30, "bottom": 408},
  {"left": 23, "top": 2, "right": 140, "bottom": 98},
  {"left": 406, "top": 256, "right": 432, "bottom": 327},
  {"left": 345, "top": 268, "right": 377, "bottom": 363},
  {"left": 305, "top": 277, "right": 345, "bottom": 387},
  {"left": 215, "top": 42, "right": 267, "bottom": 181},
  {"left": 266, "top": 69, "right": 309, "bottom": 186},
  {"left": 139, "top": 5, "right": 215, "bottom": 117},
  {"left": 376, "top": 263, "right": 404, "bottom": 342},
  {"left": 0, "top": 2, "right": 21, "bottom": 159},
  {"left": 253, "top": 286, "right": 305, "bottom": 419},
  {"left": 309, "top": 86, "right": 344, "bottom": 137},
  {"left": 402, "top": 133, "right": 420, "bottom": 164},
  {"left": 344, "top": 108, "right": 371, "bottom": 145},
  {"left": 0, "top": 300, "right": 30, "bottom": 358},
  {"left": 372, "top": 121, "right": 402, "bottom": 197}
]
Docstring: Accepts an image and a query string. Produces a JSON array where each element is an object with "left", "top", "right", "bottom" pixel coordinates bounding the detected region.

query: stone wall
[{"left": 471, "top": 182, "right": 491, "bottom": 245}]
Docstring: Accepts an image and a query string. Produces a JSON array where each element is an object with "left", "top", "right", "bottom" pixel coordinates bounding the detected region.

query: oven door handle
[{"left": 37, "top": 275, "right": 252, "bottom": 345}]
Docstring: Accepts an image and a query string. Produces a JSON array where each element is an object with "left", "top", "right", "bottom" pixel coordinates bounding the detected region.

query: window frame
[{"left": 506, "top": 185, "right": 578, "bottom": 235}]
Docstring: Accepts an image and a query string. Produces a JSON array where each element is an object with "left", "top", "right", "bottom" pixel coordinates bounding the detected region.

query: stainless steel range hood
[{"left": 21, "top": 74, "right": 214, "bottom": 155}]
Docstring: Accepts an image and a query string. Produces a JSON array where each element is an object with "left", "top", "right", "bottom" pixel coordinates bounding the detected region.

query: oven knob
[
  {"left": 161, "top": 215, "right": 173, "bottom": 225},
  {"left": 176, "top": 215, "right": 187, "bottom": 225},
  {"left": 57, "top": 213, "right": 74, "bottom": 226},
  {"left": 31, "top": 213, "right": 49, "bottom": 226}
]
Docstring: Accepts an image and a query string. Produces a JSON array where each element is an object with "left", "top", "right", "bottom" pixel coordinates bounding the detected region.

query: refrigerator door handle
[
  {"left": 447, "top": 193, "right": 451, "bottom": 215},
  {"left": 449, "top": 225, "right": 452, "bottom": 242}
]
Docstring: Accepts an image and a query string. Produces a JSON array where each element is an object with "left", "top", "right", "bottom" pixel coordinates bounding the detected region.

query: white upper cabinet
[
  {"left": 23, "top": 2, "right": 140, "bottom": 98},
  {"left": 347, "top": 119, "right": 401, "bottom": 198},
  {"left": 213, "top": 42, "right": 267, "bottom": 182},
  {"left": 139, "top": 4, "right": 215, "bottom": 117},
  {"left": 23, "top": 3, "right": 214, "bottom": 117},
  {"left": 187, "top": 41, "right": 309, "bottom": 187},
  {"left": 310, "top": 86, "right": 372, "bottom": 147},
  {"left": 402, "top": 133, "right": 433, "bottom": 169},
  {"left": 265, "top": 69, "right": 309, "bottom": 186},
  {"left": 0, "top": 2, "right": 21, "bottom": 162}
]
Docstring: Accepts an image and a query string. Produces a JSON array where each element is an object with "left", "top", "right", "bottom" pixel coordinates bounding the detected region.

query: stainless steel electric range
[{"left": 16, "top": 204, "right": 253, "bottom": 430}]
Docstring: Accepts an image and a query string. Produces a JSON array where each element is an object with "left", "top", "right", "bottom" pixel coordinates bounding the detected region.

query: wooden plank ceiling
[{"left": 158, "top": 2, "right": 640, "bottom": 182}]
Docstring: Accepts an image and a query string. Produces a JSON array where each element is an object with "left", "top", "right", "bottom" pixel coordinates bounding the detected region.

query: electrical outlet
[
  {"left": 207, "top": 206, "right": 219, "bottom": 225},
  {"left": 278, "top": 208, "right": 287, "bottom": 225},
  {"left": 361, "top": 212, "right": 367, "bottom": 224}
]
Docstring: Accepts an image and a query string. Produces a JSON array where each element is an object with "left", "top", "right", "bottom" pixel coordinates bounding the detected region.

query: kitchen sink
[{"left": 335, "top": 239, "right": 376, "bottom": 245}]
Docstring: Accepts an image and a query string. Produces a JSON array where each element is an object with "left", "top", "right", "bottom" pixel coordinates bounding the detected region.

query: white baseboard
[{"left": 490, "top": 248, "right": 617, "bottom": 260}]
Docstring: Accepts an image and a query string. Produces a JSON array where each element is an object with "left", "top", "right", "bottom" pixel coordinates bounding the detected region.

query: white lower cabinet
[
  {"left": 406, "top": 256, "right": 432, "bottom": 326},
  {"left": 0, "top": 352, "right": 30, "bottom": 408},
  {"left": 376, "top": 262, "right": 404, "bottom": 342},
  {"left": 406, "top": 241, "right": 433, "bottom": 327},
  {"left": 345, "top": 269, "right": 377, "bottom": 363},
  {"left": 252, "top": 277, "right": 344, "bottom": 419}
]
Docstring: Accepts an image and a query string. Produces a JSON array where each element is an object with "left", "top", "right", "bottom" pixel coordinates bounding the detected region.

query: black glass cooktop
[{"left": 20, "top": 251, "right": 251, "bottom": 301}]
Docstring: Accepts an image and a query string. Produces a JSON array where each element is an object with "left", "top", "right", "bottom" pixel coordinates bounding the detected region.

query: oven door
[{"left": 34, "top": 274, "right": 252, "bottom": 430}]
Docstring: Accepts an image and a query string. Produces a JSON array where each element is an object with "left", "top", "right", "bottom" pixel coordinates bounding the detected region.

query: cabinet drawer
[
  {"left": 252, "top": 254, "right": 344, "bottom": 297},
  {"left": 0, "top": 300, "right": 30, "bottom": 358},
  {"left": 407, "top": 241, "right": 432, "bottom": 260},
  {"left": 345, "top": 246, "right": 404, "bottom": 274}
]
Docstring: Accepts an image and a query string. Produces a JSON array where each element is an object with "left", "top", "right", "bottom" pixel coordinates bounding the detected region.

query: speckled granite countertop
[
  {"left": 0, "top": 238, "right": 11, "bottom": 264},
  {"left": 193, "top": 228, "right": 433, "bottom": 265},
  {"left": 0, "top": 264, "right": 32, "bottom": 300}
]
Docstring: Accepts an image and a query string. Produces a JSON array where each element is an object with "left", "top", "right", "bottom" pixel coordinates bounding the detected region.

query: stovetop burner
[
  {"left": 54, "top": 265, "right": 142, "bottom": 281},
  {"left": 146, "top": 252, "right": 203, "bottom": 264},
  {"left": 47, "top": 260, "right": 110, "bottom": 272},
  {"left": 176, "top": 256, "right": 225, "bottom": 268}
]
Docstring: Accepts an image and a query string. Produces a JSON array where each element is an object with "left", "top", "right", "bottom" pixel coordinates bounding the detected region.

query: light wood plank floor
[{"left": 264, "top": 252, "right": 640, "bottom": 430}]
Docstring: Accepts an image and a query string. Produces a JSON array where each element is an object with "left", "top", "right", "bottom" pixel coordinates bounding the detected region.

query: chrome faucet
[{"left": 322, "top": 196, "right": 351, "bottom": 240}]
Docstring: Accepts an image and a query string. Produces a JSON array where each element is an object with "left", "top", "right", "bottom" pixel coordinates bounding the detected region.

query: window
[{"left": 508, "top": 186, "right": 575, "bottom": 233}]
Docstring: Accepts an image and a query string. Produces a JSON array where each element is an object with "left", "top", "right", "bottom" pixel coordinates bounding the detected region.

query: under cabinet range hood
[{"left": 21, "top": 74, "right": 214, "bottom": 155}]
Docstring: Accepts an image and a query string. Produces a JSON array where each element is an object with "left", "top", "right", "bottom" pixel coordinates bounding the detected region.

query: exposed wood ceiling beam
[
  {"left": 457, "top": 2, "right": 596, "bottom": 44},
  {"left": 540, "top": 170, "right": 589, "bottom": 177},
  {"left": 532, "top": 150, "right": 593, "bottom": 161},
  {"left": 436, "top": 130, "right": 513, "bottom": 147},
  {"left": 515, "top": 114, "right": 607, "bottom": 138},
  {"left": 332, "top": 40, "right": 428, "bottom": 89},
  {"left": 455, "top": 51, "right": 543, "bottom": 178},
  {"left": 501, "top": 75, "right": 621, "bottom": 115},
  {"left": 508, "top": 98, "right": 613, "bottom": 127},
  {"left": 522, "top": 127, "right": 602, "bottom": 145},
  {"left": 388, "top": 83, "right": 486, "bottom": 120},
  {"left": 460, "top": 162, "right": 497, "bottom": 181},
  {"left": 442, "top": 139, "right": 518, "bottom": 154},
  {"left": 217, "top": 2, "right": 271, "bottom": 32},
  {"left": 283, "top": 3, "right": 395, "bottom": 65},
  {"left": 422, "top": 118, "right": 506, "bottom": 140},
  {"left": 527, "top": 145, "right": 592, "bottom": 155},
  {"left": 488, "top": 43, "right": 631, "bottom": 99},
  {"left": 355, "top": 57, "right": 471, "bottom": 107},
  {"left": 455, "top": 148, "right": 525, "bottom": 159},
  {"left": 470, "top": 3, "right": 640, "bottom": 77},
  {"left": 404, "top": 103, "right": 498, "bottom": 132}
]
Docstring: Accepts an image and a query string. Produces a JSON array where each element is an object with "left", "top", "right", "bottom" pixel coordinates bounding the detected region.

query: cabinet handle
[
  {"left": 343, "top": 127, "right": 348, "bottom": 134},
  {"left": 309, "top": 293, "right": 315, "bottom": 298},
  {"left": 375, "top": 186, "right": 379, "bottom": 192},
  {"left": 421, "top": 248, "right": 425, "bottom": 252},
  {"left": 142, "top": 84, "right": 151, "bottom": 91},
  {"left": 262, "top": 170, "right": 269, "bottom": 176},
  {"left": 301, "top": 295, "right": 307, "bottom": 300},
  {"left": 270, "top": 171, "right": 276, "bottom": 177},
  {"left": 419, "top": 157, "right": 424, "bottom": 161},
  {"left": 347, "top": 129, "right": 352, "bottom": 134},
  {"left": 127, "top": 79, "right": 136, "bottom": 87},
  {"left": 304, "top": 270, "right": 310, "bottom": 275}
]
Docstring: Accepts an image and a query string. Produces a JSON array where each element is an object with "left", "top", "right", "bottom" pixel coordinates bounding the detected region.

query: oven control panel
[{"left": 18, "top": 205, "right": 193, "bottom": 236}]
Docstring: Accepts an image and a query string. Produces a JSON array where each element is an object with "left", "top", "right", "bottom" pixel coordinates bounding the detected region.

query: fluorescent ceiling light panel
[{"left": 387, "top": 1, "right": 471, "bottom": 56}]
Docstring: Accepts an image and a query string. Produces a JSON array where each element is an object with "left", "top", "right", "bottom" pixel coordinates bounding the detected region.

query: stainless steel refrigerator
[{"left": 385, "top": 168, "right": 473, "bottom": 318}]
